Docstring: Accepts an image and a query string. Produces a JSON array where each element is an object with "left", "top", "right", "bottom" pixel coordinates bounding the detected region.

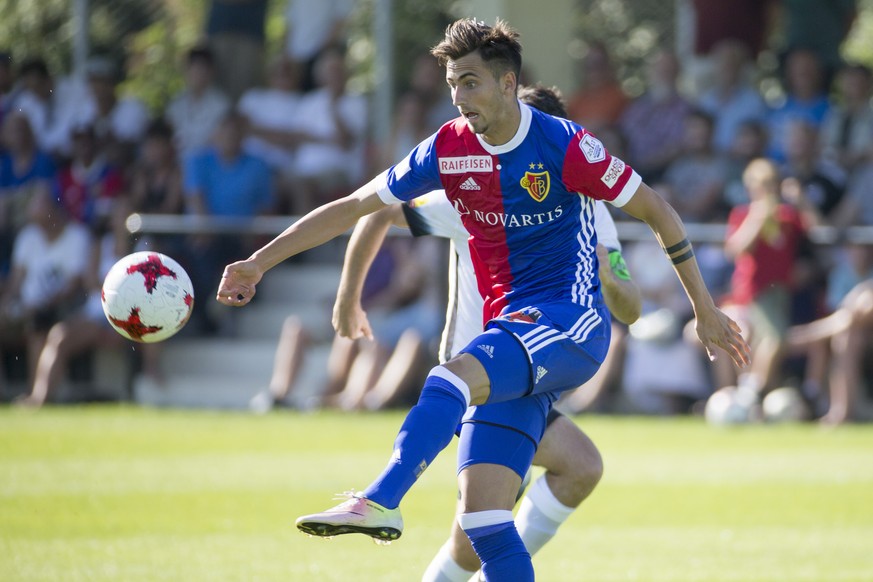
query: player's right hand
[
  {"left": 333, "top": 298, "right": 373, "bottom": 340},
  {"left": 216, "top": 260, "right": 263, "bottom": 306}
]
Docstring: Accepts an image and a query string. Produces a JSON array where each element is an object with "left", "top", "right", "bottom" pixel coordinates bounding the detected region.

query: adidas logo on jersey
[
  {"left": 477, "top": 344, "right": 494, "bottom": 358},
  {"left": 535, "top": 366, "right": 548, "bottom": 383},
  {"left": 460, "top": 177, "right": 481, "bottom": 191}
]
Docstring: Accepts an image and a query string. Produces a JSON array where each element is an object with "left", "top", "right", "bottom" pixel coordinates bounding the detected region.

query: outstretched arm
[
  {"left": 216, "top": 178, "right": 386, "bottom": 306},
  {"left": 333, "top": 205, "right": 409, "bottom": 339},
  {"left": 596, "top": 244, "right": 641, "bottom": 325},
  {"left": 620, "top": 183, "right": 751, "bottom": 367}
]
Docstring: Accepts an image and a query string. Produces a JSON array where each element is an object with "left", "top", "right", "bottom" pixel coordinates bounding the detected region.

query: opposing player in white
[{"left": 332, "top": 80, "right": 642, "bottom": 582}]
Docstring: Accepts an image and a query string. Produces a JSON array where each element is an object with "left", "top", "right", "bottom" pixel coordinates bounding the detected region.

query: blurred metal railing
[{"left": 126, "top": 213, "right": 873, "bottom": 245}]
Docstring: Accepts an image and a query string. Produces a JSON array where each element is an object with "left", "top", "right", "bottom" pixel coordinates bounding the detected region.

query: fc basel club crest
[{"left": 520, "top": 170, "right": 550, "bottom": 202}]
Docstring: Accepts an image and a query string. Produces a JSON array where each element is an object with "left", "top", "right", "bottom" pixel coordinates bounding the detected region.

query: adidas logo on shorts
[
  {"left": 460, "top": 177, "right": 481, "bottom": 191},
  {"left": 477, "top": 344, "right": 494, "bottom": 358},
  {"left": 535, "top": 366, "right": 548, "bottom": 383}
]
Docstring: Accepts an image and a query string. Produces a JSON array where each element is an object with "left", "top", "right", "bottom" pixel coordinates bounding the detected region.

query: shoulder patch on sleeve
[
  {"left": 600, "top": 157, "right": 626, "bottom": 188},
  {"left": 579, "top": 134, "right": 606, "bottom": 163}
]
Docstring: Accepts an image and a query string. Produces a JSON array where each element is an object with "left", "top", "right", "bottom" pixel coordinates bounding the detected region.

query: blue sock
[
  {"left": 363, "top": 367, "right": 469, "bottom": 509},
  {"left": 460, "top": 511, "right": 534, "bottom": 581}
]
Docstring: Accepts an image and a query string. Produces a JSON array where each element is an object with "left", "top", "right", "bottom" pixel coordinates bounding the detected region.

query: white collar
[{"left": 475, "top": 101, "right": 531, "bottom": 155}]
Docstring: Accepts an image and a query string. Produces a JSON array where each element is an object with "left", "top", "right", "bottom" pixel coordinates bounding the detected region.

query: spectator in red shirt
[
  {"left": 55, "top": 124, "right": 124, "bottom": 233},
  {"left": 720, "top": 158, "right": 808, "bottom": 405}
]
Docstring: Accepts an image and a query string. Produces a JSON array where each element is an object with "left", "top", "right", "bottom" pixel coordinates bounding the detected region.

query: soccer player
[
  {"left": 332, "top": 84, "right": 640, "bottom": 581},
  {"left": 217, "top": 19, "right": 750, "bottom": 580}
]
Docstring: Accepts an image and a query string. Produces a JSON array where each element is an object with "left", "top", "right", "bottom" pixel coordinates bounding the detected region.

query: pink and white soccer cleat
[{"left": 296, "top": 492, "right": 403, "bottom": 541}]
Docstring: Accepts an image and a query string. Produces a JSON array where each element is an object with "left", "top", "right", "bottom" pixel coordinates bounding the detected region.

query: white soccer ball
[
  {"left": 763, "top": 386, "right": 810, "bottom": 423},
  {"left": 101, "top": 251, "right": 194, "bottom": 343},
  {"left": 704, "top": 386, "right": 751, "bottom": 426}
]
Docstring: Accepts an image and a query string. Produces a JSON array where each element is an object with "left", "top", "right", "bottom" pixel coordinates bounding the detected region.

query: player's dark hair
[
  {"left": 517, "top": 84, "right": 567, "bottom": 118},
  {"left": 431, "top": 18, "right": 522, "bottom": 81}
]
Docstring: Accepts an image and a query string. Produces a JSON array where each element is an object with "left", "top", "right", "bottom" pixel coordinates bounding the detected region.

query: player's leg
[
  {"left": 295, "top": 351, "right": 496, "bottom": 540},
  {"left": 457, "top": 462, "right": 532, "bottom": 582},
  {"left": 423, "top": 412, "right": 603, "bottom": 581},
  {"left": 516, "top": 412, "right": 603, "bottom": 555}
]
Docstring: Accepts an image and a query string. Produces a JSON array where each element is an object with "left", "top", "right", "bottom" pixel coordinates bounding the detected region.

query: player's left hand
[
  {"left": 216, "top": 260, "right": 263, "bottom": 306},
  {"left": 695, "top": 306, "right": 751, "bottom": 368},
  {"left": 333, "top": 298, "right": 374, "bottom": 340}
]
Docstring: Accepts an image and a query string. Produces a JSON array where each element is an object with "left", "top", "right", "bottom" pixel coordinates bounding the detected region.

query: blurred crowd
[{"left": 0, "top": 0, "right": 871, "bottom": 424}]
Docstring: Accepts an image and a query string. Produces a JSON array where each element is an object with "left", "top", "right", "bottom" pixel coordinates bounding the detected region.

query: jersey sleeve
[
  {"left": 401, "top": 190, "right": 466, "bottom": 241},
  {"left": 562, "top": 129, "right": 641, "bottom": 208},
  {"left": 374, "top": 134, "right": 443, "bottom": 205},
  {"left": 592, "top": 200, "right": 621, "bottom": 251}
]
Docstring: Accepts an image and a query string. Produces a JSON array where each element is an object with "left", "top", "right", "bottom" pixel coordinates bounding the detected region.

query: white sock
[
  {"left": 422, "top": 541, "right": 477, "bottom": 582},
  {"left": 516, "top": 475, "right": 575, "bottom": 556}
]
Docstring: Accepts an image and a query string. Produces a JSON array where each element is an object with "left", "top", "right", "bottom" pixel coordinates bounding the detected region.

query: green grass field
[{"left": 1, "top": 406, "right": 872, "bottom": 582}]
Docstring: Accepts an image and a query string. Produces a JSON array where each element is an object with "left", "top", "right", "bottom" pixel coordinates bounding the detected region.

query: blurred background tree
[{"left": 0, "top": 0, "right": 871, "bottom": 114}]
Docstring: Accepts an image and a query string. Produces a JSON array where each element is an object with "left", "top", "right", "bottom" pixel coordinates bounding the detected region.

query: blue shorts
[{"left": 455, "top": 301, "right": 610, "bottom": 475}]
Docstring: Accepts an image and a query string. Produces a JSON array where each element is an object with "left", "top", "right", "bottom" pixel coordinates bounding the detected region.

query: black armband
[
  {"left": 663, "top": 237, "right": 694, "bottom": 265},
  {"left": 670, "top": 248, "right": 695, "bottom": 265}
]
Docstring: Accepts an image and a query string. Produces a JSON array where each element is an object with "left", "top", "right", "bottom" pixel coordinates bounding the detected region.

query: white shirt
[
  {"left": 12, "top": 222, "right": 91, "bottom": 308},
  {"left": 238, "top": 87, "right": 303, "bottom": 171},
  {"left": 292, "top": 87, "right": 367, "bottom": 183},
  {"left": 166, "top": 86, "right": 231, "bottom": 158}
]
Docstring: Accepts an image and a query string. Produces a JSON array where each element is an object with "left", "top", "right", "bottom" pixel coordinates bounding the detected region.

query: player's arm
[
  {"left": 620, "top": 183, "right": 750, "bottom": 366},
  {"left": 333, "top": 204, "right": 409, "bottom": 339},
  {"left": 217, "top": 178, "right": 387, "bottom": 306},
  {"left": 596, "top": 244, "right": 641, "bottom": 325}
]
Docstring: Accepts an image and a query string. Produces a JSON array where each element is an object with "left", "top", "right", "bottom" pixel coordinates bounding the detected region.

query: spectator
[
  {"left": 14, "top": 199, "right": 159, "bottom": 407},
  {"left": 721, "top": 158, "right": 808, "bottom": 406},
  {"left": 182, "top": 111, "right": 274, "bottom": 332},
  {"left": 128, "top": 118, "right": 186, "bottom": 257},
  {"left": 831, "top": 161, "right": 873, "bottom": 228},
  {"left": 283, "top": 0, "right": 354, "bottom": 93},
  {"left": 406, "top": 53, "right": 458, "bottom": 133},
  {"left": 723, "top": 120, "right": 769, "bottom": 207},
  {"left": 289, "top": 46, "right": 367, "bottom": 214},
  {"left": 205, "top": 0, "right": 268, "bottom": 102},
  {"left": 238, "top": 56, "right": 305, "bottom": 214},
  {"left": 658, "top": 109, "right": 731, "bottom": 223},
  {"left": 12, "top": 58, "right": 57, "bottom": 154},
  {"left": 620, "top": 50, "right": 693, "bottom": 182},
  {"left": 697, "top": 39, "right": 768, "bottom": 153},
  {"left": 780, "top": 120, "right": 847, "bottom": 228},
  {"left": 49, "top": 56, "right": 149, "bottom": 168},
  {"left": 0, "top": 113, "right": 57, "bottom": 233},
  {"left": 617, "top": 239, "right": 711, "bottom": 415},
  {"left": 776, "top": 0, "right": 857, "bottom": 88},
  {"left": 766, "top": 48, "right": 831, "bottom": 163},
  {"left": 820, "top": 63, "right": 873, "bottom": 172},
  {"left": 566, "top": 41, "right": 629, "bottom": 132},
  {"left": 55, "top": 123, "right": 125, "bottom": 234},
  {"left": 379, "top": 91, "right": 431, "bottom": 169},
  {"left": 166, "top": 46, "right": 231, "bottom": 162},
  {"left": 129, "top": 119, "right": 185, "bottom": 216},
  {"left": 0, "top": 185, "right": 91, "bottom": 389},
  {"left": 788, "top": 244, "right": 873, "bottom": 424},
  {"left": 329, "top": 235, "right": 443, "bottom": 411},
  {"left": 263, "top": 235, "right": 444, "bottom": 412}
]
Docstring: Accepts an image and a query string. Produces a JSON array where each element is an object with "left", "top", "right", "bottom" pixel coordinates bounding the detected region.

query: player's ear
[{"left": 502, "top": 71, "right": 517, "bottom": 96}]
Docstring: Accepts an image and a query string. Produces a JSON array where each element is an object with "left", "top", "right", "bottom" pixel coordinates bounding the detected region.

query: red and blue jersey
[{"left": 375, "top": 103, "right": 641, "bottom": 322}]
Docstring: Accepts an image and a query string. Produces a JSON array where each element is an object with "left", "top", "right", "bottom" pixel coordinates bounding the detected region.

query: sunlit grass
[{"left": 2, "top": 406, "right": 872, "bottom": 581}]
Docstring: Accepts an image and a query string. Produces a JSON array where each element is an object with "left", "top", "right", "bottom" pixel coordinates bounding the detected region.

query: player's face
[{"left": 446, "top": 51, "right": 518, "bottom": 145}]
